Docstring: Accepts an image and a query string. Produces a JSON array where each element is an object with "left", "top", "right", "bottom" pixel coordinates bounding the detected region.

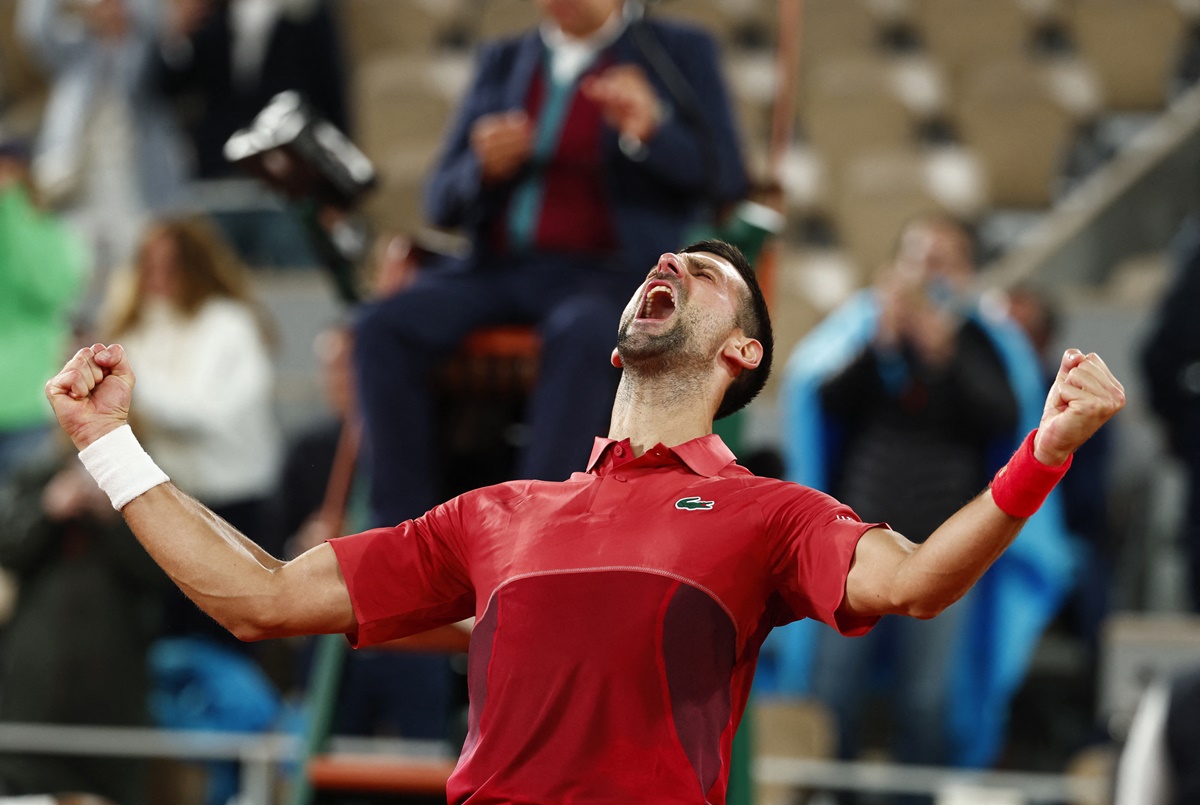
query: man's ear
[
  {"left": 721, "top": 336, "right": 762, "bottom": 374},
  {"left": 610, "top": 347, "right": 623, "bottom": 368}
]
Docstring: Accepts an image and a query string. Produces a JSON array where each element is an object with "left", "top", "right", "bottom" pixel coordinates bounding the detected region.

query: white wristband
[{"left": 77, "top": 424, "right": 170, "bottom": 510}]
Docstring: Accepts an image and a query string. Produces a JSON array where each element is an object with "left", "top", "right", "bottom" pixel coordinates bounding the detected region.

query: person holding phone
[{"left": 780, "top": 214, "right": 1074, "bottom": 800}]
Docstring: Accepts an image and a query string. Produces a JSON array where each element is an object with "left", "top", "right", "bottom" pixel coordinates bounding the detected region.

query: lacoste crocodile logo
[{"left": 675, "top": 496, "right": 715, "bottom": 511}]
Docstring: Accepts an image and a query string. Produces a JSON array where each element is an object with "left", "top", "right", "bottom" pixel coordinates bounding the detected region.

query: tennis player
[{"left": 45, "top": 240, "right": 1123, "bottom": 804}]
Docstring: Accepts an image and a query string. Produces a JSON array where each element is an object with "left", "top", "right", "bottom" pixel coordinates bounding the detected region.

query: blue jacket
[
  {"left": 768, "top": 291, "right": 1080, "bottom": 767},
  {"left": 424, "top": 17, "right": 748, "bottom": 275}
]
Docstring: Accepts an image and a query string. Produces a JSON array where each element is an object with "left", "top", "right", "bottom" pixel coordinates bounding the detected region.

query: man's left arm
[{"left": 840, "top": 349, "right": 1125, "bottom": 620}]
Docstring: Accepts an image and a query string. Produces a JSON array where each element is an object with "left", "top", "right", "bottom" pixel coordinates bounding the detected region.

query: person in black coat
[
  {"left": 153, "top": 0, "right": 349, "bottom": 180},
  {"left": 1142, "top": 224, "right": 1200, "bottom": 611},
  {"left": 0, "top": 449, "right": 165, "bottom": 803}
]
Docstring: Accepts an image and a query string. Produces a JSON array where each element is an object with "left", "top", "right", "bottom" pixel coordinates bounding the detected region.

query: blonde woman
[{"left": 105, "top": 216, "right": 281, "bottom": 554}]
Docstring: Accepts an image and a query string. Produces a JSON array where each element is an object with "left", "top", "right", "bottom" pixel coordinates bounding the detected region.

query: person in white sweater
[{"left": 103, "top": 216, "right": 282, "bottom": 642}]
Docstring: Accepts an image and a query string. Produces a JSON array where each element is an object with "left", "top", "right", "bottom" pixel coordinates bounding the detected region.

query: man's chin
[{"left": 616, "top": 326, "right": 683, "bottom": 367}]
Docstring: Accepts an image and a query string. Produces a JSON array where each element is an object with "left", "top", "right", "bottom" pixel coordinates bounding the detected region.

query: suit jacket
[{"left": 424, "top": 17, "right": 748, "bottom": 275}]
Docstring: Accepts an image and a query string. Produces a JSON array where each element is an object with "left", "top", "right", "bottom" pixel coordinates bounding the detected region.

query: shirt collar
[
  {"left": 539, "top": 8, "right": 627, "bottom": 84},
  {"left": 585, "top": 434, "right": 738, "bottom": 478}
]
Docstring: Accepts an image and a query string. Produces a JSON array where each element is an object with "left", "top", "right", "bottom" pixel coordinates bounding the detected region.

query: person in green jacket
[{"left": 0, "top": 136, "right": 87, "bottom": 485}]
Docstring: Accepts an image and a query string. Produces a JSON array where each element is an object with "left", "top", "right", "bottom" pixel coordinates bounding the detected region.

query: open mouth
[{"left": 636, "top": 281, "right": 677, "bottom": 321}]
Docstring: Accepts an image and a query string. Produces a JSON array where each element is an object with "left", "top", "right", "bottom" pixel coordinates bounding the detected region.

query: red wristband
[{"left": 989, "top": 430, "right": 1072, "bottom": 518}]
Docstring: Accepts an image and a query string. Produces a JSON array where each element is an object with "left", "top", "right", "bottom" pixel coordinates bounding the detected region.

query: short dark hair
[{"left": 679, "top": 239, "right": 774, "bottom": 419}]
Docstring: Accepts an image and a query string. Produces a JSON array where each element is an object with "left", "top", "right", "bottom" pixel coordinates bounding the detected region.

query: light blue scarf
[{"left": 765, "top": 290, "right": 1080, "bottom": 767}]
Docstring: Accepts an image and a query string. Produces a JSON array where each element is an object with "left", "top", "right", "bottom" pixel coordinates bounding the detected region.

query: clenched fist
[
  {"left": 45, "top": 343, "right": 135, "bottom": 451},
  {"left": 1034, "top": 349, "right": 1126, "bottom": 466}
]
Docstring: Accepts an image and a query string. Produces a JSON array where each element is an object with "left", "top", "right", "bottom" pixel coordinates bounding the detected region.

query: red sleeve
[
  {"left": 328, "top": 496, "right": 475, "bottom": 648},
  {"left": 761, "top": 482, "right": 883, "bottom": 636}
]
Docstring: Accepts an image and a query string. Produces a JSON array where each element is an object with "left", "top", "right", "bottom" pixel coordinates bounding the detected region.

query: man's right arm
[
  {"left": 122, "top": 484, "right": 355, "bottom": 640},
  {"left": 46, "top": 343, "right": 356, "bottom": 642},
  {"left": 424, "top": 43, "right": 505, "bottom": 228}
]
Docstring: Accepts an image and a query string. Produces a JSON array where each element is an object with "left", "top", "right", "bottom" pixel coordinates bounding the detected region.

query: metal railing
[
  {"left": 757, "top": 757, "right": 1108, "bottom": 804},
  {"left": 0, "top": 722, "right": 450, "bottom": 803},
  {"left": 0, "top": 722, "right": 1107, "bottom": 805}
]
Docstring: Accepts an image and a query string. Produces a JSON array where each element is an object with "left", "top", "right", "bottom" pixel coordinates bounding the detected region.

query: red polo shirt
[{"left": 329, "top": 434, "right": 881, "bottom": 804}]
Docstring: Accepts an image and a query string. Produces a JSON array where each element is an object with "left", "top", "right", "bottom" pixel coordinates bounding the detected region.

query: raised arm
[
  {"left": 840, "top": 348, "right": 1125, "bottom": 620},
  {"left": 45, "top": 343, "right": 356, "bottom": 641}
]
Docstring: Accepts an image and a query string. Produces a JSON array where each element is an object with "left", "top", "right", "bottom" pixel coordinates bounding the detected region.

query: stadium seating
[
  {"left": 1070, "top": 0, "right": 1187, "bottom": 112},
  {"left": 351, "top": 54, "right": 456, "bottom": 232},
  {"left": 910, "top": 0, "right": 1033, "bottom": 82},
  {"left": 802, "top": 54, "right": 917, "bottom": 169},
  {"left": 831, "top": 148, "right": 942, "bottom": 275},
  {"left": 338, "top": 0, "right": 468, "bottom": 57},
  {"left": 954, "top": 59, "right": 1079, "bottom": 207}
]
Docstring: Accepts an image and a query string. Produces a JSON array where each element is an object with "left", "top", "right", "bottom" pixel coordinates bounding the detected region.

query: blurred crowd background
[{"left": 3, "top": 0, "right": 1200, "bottom": 803}]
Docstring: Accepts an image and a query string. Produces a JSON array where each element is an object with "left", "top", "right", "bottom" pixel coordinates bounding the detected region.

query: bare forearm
[
  {"left": 121, "top": 483, "right": 287, "bottom": 638},
  {"left": 45, "top": 344, "right": 357, "bottom": 641},
  {"left": 884, "top": 425, "right": 1089, "bottom": 615},
  {"left": 892, "top": 491, "right": 1024, "bottom": 616},
  {"left": 843, "top": 348, "right": 1128, "bottom": 621},
  {"left": 844, "top": 490, "right": 1026, "bottom": 619}
]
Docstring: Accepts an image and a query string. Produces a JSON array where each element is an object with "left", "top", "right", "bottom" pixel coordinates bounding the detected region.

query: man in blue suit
[{"left": 354, "top": 0, "right": 748, "bottom": 528}]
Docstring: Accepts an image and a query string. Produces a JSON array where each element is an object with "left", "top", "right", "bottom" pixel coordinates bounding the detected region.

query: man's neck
[{"left": 606, "top": 371, "right": 719, "bottom": 457}]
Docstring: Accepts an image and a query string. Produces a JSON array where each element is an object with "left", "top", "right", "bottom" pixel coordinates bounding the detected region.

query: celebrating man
[{"left": 45, "top": 240, "right": 1123, "bottom": 804}]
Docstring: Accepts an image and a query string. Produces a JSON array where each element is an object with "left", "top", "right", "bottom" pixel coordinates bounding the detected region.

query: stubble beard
[
  {"left": 615, "top": 282, "right": 735, "bottom": 386},
  {"left": 616, "top": 316, "right": 689, "bottom": 374},
  {"left": 614, "top": 317, "right": 700, "bottom": 409},
  {"left": 616, "top": 312, "right": 724, "bottom": 406}
]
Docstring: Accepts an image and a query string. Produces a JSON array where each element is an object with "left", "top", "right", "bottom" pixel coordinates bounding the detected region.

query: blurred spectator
[
  {"left": 17, "top": 0, "right": 188, "bottom": 317},
  {"left": 0, "top": 135, "right": 87, "bottom": 486},
  {"left": 794, "top": 216, "right": 1017, "bottom": 803},
  {"left": 102, "top": 216, "right": 282, "bottom": 641},
  {"left": 152, "top": 0, "right": 349, "bottom": 266},
  {"left": 0, "top": 447, "right": 165, "bottom": 804},
  {"left": 776, "top": 214, "right": 1078, "bottom": 778},
  {"left": 354, "top": 0, "right": 748, "bottom": 528},
  {"left": 271, "top": 325, "right": 356, "bottom": 563},
  {"left": 1142, "top": 229, "right": 1200, "bottom": 611},
  {"left": 270, "top": 251, "right": 455, "bottom": 743},
  {"left": 273, "top": 230, "right": 423, "bottom": 560},
  {"left": 1113, "top": 666, "right": 1200, "bottom": 805},
  {"left": 100, "top": 216, "right": 283, "bottom": 805},
  {"left": 154, "top": 0, "right": 347, "bottom": 180},
  {"left": 1008, "top": 284, "right": 1114, "bottom": 651}
]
